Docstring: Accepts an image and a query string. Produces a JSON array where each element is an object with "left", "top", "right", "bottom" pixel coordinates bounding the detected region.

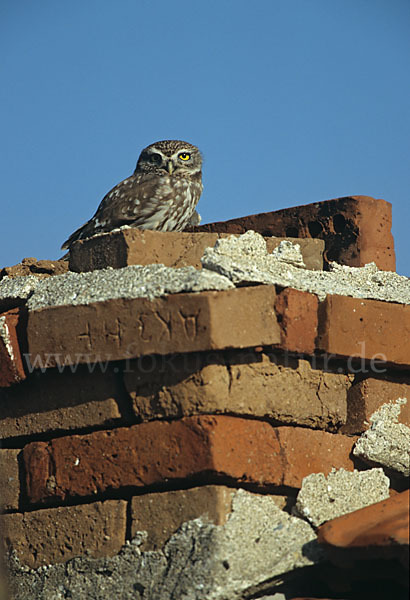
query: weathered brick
[
  {"left": 131, "top": 485, "right": 234, "bottom": 550},
  {"left": 0, "top": 500, "right": 126, "bottom": 568},
  {"left": 274, "top": 427, "right": 356, "bottom": 488},
  {"left": 0, "top": 308, "right": 26, "bottom": 387},
  {"left": 0, "top": 257, "right": 69, "bottom": 280},
  {"left": 318, "top": 489, "right": 409, "bottom": 562},
  {"left": 124, "top": 351, "right": 351, "bottom": 431},
  {"left": 69, "top": 228, "right": 324, "bottom": 273},
  {"left": 27, "top": 286, "right": 280, "bottom": 370},
  {"left": 0, "top": 449, "right": 20, "bottom": 510},
  {"left": 192, "top": 196, "right": 395, "bottom": 271},
  {"left": 0, "top": 364, "right": 122, "bottom": 440},
  {"left": 274, "top": 288, "right": 318, "bottom": 353},
  {"left": 23, "top": 416, "right": 355, "bottom": 504},
  {"left": 317, "top": 295, "right": 410, "bottom": 367},
  {"left": 343, "top": 376, "right": 410, "bottom": 434},
  {"left": 131, "top": 485, "right": 288, "bottom": 551}
]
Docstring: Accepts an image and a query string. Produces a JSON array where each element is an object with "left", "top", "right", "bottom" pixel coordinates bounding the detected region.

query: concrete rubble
[
  {"left": 353, "top": 398, "right": 410, "bottom": 476},
  {"left": 201, "top": 230, "right": 410, "bottom": 303},
  {"left": 271, "top": 239, "right": 306, "bottom": 267},
  {"left": 8, "top": 489, "right": 321, "bottom": 600},
  {"left": 26, "top": 264, "right": 234, "bottom": 310},
  {"left": 1, "top": 221, "right": 409, "bottom": 600},
  {"left": 295, "top": 467, "right": 390, "bottom": 527},
  {"left": 1, "top": 230, "right": 409, "bottom": 312},
  {"left": 0, "top": 275, "right": 42, "bottom": 311}
]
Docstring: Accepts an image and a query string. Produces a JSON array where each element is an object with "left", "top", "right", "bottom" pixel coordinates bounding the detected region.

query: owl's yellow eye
[{"left": 178, "top": 152, "right": 191, "bottom": 161}]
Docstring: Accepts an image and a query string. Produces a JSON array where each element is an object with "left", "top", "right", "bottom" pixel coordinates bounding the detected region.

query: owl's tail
[{"left": 61, "top": 220, "right": 90, "bottom": 250}]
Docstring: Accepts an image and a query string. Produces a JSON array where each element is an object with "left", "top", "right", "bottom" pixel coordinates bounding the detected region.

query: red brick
[
  {"left": 27, "top": 286, "right": 280, "bottom": 370},
  {"left": 130, "top": 485, "right": 234, "bottom": 550},
  {"left": 317, "top": 295, "right": 410, "bottom": 367},
  {"left": 69, "top": 228, "right": 324, "bottom": 272},
  {"left": 130, "top": 485, "right": 288, "bottom": 551},
  {"left": 274, "top": 288, "right": 318, "bottom": 354},
  {"left": 0, "top": 308, "right": 26, "bottom": 387},
  {"left": 23, "top": 416, "right": 355, "bottom": 504},
  {"left": 0, "top": 449, "right": 20, "bottom": 510},
  {"left": 0, "top": 500, "right": 126, "bottom": 568},
  {"left": 0, "top": 364, "right": 122, "bottom": 440},
  {"left": 318, "top": 489, "right": 409, "bottom": 559},
  {"left": 343, "top": 376, "right": 410, "bottom": 434},
  {"left": 0, "top": 257, "right": 69, "bottom": 280},
  {"left": 192, "top": 196, "right": 395, "bottom": 271},
  {"left": 274, "top": 427, "right": 356, "bottom": 488},
  {"left": 125, "top": 351, "right": 351, "bottom": 430}
]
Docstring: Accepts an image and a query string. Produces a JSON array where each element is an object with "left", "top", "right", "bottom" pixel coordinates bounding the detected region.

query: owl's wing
[{"left": 61, "top": 174, "right": 200, "bottom": 250}]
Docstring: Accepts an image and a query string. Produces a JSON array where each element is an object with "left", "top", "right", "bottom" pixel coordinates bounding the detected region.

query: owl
[{"left": 61, "top": 140, "right": 203, "bottom": 250}]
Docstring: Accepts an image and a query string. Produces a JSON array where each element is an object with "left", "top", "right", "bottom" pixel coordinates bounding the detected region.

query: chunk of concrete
[
  {"left": 271, "top": 239, "right": 305, "bottom": 267},
  {"left": 26, "top": 263, "right": 234, "bottom": 310},
  {"left": 295, "top": 467, "right": 390, "bottom": 528},
  {"left": 0, "top": 276, "right": 41, "bottom": 312},
  {"left": 201, "top": 231, "right": 410, "bottom": 304},
  {"left": 353, "top": 398, "right": 410, "bottom": 476},
  {"left": 7, "top": 488, "right": 322, "bottom": 600}
]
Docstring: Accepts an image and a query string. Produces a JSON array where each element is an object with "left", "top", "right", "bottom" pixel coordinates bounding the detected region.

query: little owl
[{"left": 61, "top": 140, "right": 203, "bottom": 250}]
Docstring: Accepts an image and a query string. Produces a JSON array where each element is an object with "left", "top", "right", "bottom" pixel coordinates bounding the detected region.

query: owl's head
[{"left": 135, "top": 140, "right": 202, "bottom": 180}]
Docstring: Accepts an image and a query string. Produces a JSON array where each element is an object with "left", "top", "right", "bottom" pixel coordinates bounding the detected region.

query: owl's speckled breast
[{"left": 138, "top": 177, "right": 202, "bottom": 232}]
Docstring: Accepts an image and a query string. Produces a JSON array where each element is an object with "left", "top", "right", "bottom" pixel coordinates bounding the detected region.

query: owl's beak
[{"left": 166, "top": 160, "right": 174, "bottom": 175}]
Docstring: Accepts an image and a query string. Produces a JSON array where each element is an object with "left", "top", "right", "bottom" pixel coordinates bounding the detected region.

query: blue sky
[{"left": 1, "top": 0, "right": 409, "bottom": 275}]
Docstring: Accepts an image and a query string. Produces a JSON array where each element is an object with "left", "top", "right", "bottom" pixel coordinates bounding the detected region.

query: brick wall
[{"left": 0, "top": 196, "right": 408, "bottom": 599}]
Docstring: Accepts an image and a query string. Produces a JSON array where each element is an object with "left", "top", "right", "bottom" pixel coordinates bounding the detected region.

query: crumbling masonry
[{"left": 0, "top": 196, "right": 409, "bottom": 599}]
